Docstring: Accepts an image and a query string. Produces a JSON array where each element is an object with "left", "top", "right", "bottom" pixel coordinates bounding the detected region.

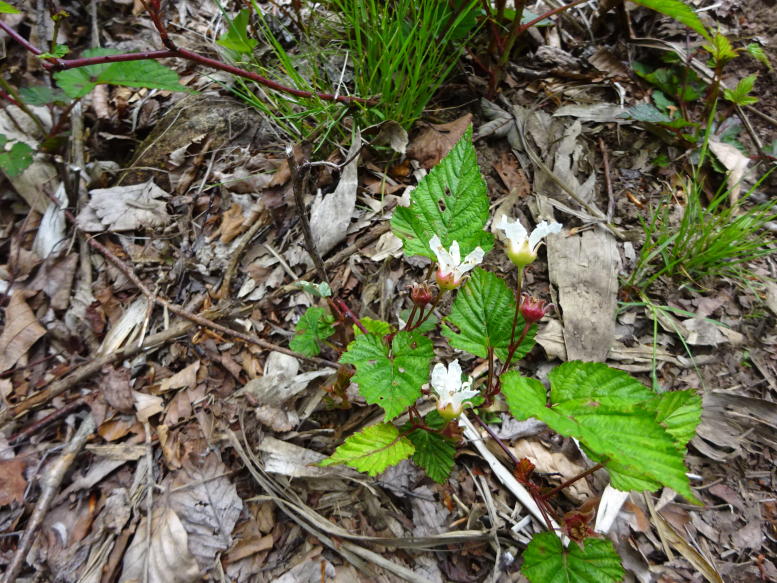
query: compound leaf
[
  {"left": 408, "top": 428, "right": 456, "bottom": 483},
  {"left": 55, "top": 48, "right": 189, "bottom": 99},
  {"left": 503, "top": 362, "right": 701, "bottom": 504},
  {"left": 629, "top": 0, "right": 709, "bottom": 40},
  {"left": 391, "top": 126, "right": 492, "bottom": 259},
  {"left": 442, "top": 268, "right": 535, "bottom": 361},
  {"left": 289, "top": 306, "right": 335, "bottom": 357},
  {"left": 340, "top": 331, "right": 433, "bottom": 421},
  {"left": 319, "top": 423, "right": 414, "bottom": 476},
  {"left": 522, "top": 532, "right": 624, "bottom": 583}
]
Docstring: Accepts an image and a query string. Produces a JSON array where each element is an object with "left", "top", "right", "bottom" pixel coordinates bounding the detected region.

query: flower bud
[
  {"left": 506, "top": 240, "right": 537, "bottom": 268},
  {"left": 436, "top": 401, "right": 464, "bottom": 421},
  {"left": 435, "top": 269, "right": 458, "bottom": 291},
  {"left": 519, "top": 294, "right": 552, "bottom": 324},
  {"left": 410, "top": 282, "right": 434, "bottom": 306}
]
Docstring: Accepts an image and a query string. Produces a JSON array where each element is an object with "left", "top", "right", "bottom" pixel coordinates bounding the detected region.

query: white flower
[
  {"left": 430, "top": 359, "right": 480, "bottom": 419},
  {"left": 496, "top": 217, "right": 562, "bottom": 268},
  {"left": 429, "top": 235, "right": 484, "bottom": 290}
]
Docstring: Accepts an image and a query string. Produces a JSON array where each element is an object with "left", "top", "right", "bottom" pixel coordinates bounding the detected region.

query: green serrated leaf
[
  {"left": 0, "top": 140, "right": 34, "bottom": 177},
  {"left": 503, "top": 362, "right": 701, "bottom": 504},
  {"left": 38, "top": 44, "right": 69, "bottom": 59},
  {"left": 54, "top": 48, "right": 189, "bottom": 99},
  {"left": 356, "top": 317, "right": 393, "bottom": 337},
  {"left": 319, "top": 423, "right": 415, "bottom": 476},
  {"left": 19, "top": 86, "right": 70, "bottom": 106},
  {"left": 442, "top": 268, "right": 535, "bottom": 361},
  {"left": 642, "top": 390, "right": 702, "bottom": 448},
  {"left": 408, "top": 428, "right": 456, "bottom": 483},
  {"left": 702, "top": 32, "right": 739, "bottom": 65},
  {"left": 289, "top": 307, "right": 335, "bottom": 357},
  {"left": 340, "top": 331, "right": 433, "bottom": 420},
  {"left": 521, "top": 532, "right": 625, "bottom": 583},
  {"left": 0, "top": 1, "right": 20, "bottom": 14},
  {"left": 745, "top": 43, "right": 771, "bottom": 69},
  {"left": 629, "top": 0, "right": 710, "bottom": 40},
  {"left": 217, "top": 9, "right": 258, "bottom": 54},
  {"left": 723, "top": 74, "right": 759, "bottom": 106},
  {"left": 391, "top": 126, "right": 493, "bottom": 259}
]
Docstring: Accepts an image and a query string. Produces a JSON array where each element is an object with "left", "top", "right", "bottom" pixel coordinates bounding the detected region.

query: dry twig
[{"left": 2, "top": 414, "right": 96, "bottom": 583}]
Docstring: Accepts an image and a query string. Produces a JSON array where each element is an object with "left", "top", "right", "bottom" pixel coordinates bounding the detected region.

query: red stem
[
  {"left": 0, "top": 20, "right": 369, "bottom": 105},
  {"left": 333, "top": 299, "right": 368, "bottom": 335}
]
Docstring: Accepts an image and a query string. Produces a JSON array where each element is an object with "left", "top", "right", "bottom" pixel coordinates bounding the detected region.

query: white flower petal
[
  {"left": 430, "top": 362, "right": 448, "bottom": 399},
  {"left": 497, "top": 216, "right": 529, "bottom": 247},
  {"left": 458, "top": 247, "right": 484, "bottom": 275},
  {"left": 527, "top": 221, "right": 562, "bottom": 251},
  {"left": 448, "top": 240, "right": 461, "bottom": 267},
  {"left": 430, "top": 235, "right": 454, "bottom": 274},
  {"left": 446, "top": 359, "right": 463, "bottom": 393}
]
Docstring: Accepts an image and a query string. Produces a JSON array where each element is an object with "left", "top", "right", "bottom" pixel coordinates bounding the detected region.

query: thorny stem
[
  {"left": 471, "top": 412, "right": 522, "bottom": 467},
  {"left": 403, "top": 303, "right": 419, "bottom": 331},
  {"left": 333, "top": 298, "right": 368, "bottom": 335},
  {"left": 0, "top": 14, "right": 369, "bottom": 106},
  {"left": 543, "top": 463, "right": 605, "bottom": 500}
]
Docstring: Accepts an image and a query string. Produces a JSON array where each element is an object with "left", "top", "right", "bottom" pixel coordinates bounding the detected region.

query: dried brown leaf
[
  {"left": 407, "top": 113, "right": 472, "bottom": 169},
  {"left": 0, "top": 457, "right": 27, "bottom": 505},
  {"left": 120, "top": 506, "right": 202, "bottom": 583},
  {"left": 167, "top": 452, "right": 243, "bottom": 568},
  {"left": 218, "top": 203, "right": 246, "bottom": 244},
  {"left": 158, "top": 361, "right": 200, "bottom": 393},
  {"left": 101, "top": 366, "right": 135, "bottom": 412},
  {"left": 0, "top": 290, "right": 46, "bottom": 372}
]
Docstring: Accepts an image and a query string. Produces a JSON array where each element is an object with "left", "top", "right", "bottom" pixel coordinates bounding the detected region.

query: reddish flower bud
[
  {"left": 410, "top": 282, "right": 434, "bottom": 307},
  {"left": 519, "top": 294, "right": 552, "bottom": 324}
]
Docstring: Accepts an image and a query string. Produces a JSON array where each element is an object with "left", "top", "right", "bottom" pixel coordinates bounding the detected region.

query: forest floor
[{"left": 0, "top": 1, "right": 776, "bottom": 582}]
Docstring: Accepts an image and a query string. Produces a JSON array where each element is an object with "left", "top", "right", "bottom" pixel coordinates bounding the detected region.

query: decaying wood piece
[{"left": 546, "top": 227, "right": 620, "bottom": 362}]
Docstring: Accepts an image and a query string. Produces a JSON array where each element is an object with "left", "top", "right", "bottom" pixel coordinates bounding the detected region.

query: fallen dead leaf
[
  {"left": 76, "top": 180, "right": 171, "bottom": 232},
  {"left": 133, "top": 391, "right": 164, "bottom": 423},
  {"left": 166, "top": 452, "right": 243, "bottom": 568},
  {"left": 709, "top": 140, "right": 749, "bottom": 205},
  {"left": 310, "top": 130, "right": 361, "bottom": 257},
  {"left": 101, "top": 366, "right": 135, "bottom": 413},
  {"left": 407, "top": 113, "right": 473, "bottom": 169},
  {"left": 0, "top": 457, "right": 28, "bottom": 505},
  {"left": 0, "top": 290, "right": 46, "bottom": 372},
  {"left": 120, "top": 506, "right": 202, "bottom": 583},
  {"left": 158, "top": 361, "right": 200, "bottom": 393},
  {"left": 218, "top": 203, "right": 246, "bottom": 244}
]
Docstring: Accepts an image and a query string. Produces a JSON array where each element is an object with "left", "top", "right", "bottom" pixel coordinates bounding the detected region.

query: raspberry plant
[{"left": 292, "top": 127, "right": 702, "bottom": 582}]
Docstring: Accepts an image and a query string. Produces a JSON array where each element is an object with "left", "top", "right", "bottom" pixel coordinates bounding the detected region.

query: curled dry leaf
[
  {"left": 76, "top": 180, "right": 171, "bottom": 232},
  {"left": 0, "top": 290, "right": 46, "bottom": 372}
]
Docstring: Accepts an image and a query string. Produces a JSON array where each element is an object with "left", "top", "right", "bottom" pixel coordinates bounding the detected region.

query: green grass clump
[
  {"left": 327, "top": 0, "right": 479, "bottom": 129},
  {"left": 628, "top": 170, "right": 776, "bottom": 293}
]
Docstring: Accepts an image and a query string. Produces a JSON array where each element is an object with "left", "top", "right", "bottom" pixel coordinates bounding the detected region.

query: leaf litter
[{"left": 1, "top": 1, "right": 776, "bottom": 582}]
